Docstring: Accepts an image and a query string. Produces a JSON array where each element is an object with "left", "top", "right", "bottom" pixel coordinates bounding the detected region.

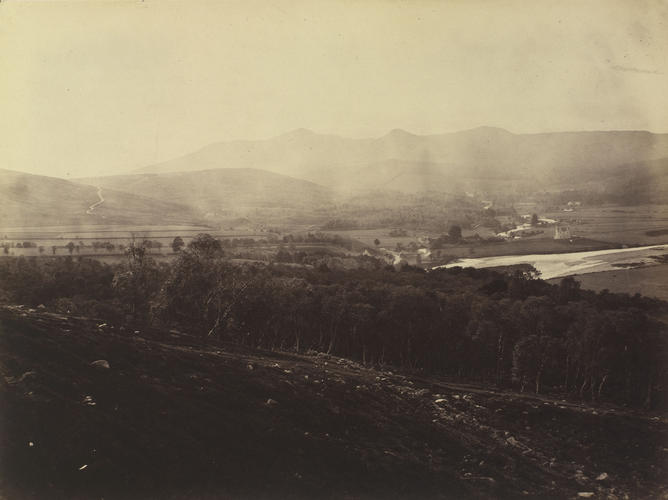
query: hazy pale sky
[{"left": 1, "top": 0, "right": 667, "bottom": 178}]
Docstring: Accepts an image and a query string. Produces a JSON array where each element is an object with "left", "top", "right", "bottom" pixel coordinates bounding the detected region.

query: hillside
[
  {"left": 78, "top": 168, "right": 335, "bottom": 216},
  {"left": 0, "top": 169, "right": 203, "bottom": 227},
  {"left": 1, "top": 305, "right": 666, "bottom": 500},
  {"left": 307, "top": 159, "right": 462, "bottom": 194},
  {"left": 600, "top": 157, "right": 668, "bottom": 204},
  {"left": 132, "top": 128, "right": 668, "bottom": 195}
]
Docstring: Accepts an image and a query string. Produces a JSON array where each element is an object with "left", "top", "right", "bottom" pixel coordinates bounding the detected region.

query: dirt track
[{"left": 1, "top": 306, "right": 666, "bottom": 499}]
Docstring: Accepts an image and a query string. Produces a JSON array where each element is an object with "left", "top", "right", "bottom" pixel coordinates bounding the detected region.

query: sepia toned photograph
[{"left": 1, "top": 0, "right": 667, "bottom": 498}]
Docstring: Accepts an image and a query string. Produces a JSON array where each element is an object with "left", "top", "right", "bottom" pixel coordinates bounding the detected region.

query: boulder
[{"left": 90, "top": 360, "right": 110, "bottom": 370}]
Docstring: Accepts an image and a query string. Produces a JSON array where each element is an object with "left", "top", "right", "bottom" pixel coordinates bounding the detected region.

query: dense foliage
[{"left": 1, "top": 234, "right": 666, "bottom": 408}]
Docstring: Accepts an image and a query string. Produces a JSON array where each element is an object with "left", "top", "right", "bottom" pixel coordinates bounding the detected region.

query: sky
[{"left": 1, "top": 0, "right": 667, "bottom": 178}]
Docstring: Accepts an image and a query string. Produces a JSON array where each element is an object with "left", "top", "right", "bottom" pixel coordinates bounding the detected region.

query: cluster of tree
[
  {"left": 321, "top": 219, "right": 359, "bottom": 230},
  {"left": 1, "top": 233, "right": 666, "bottom": 409},
  {"left": 91, "top": 241, "right": 116, "bottom": 252},
  {"left": 388, "top": 229, "right": 408, "bottom": 237},
  {"left": 141, "top": 240, "right": 163, "bottom": 250}
]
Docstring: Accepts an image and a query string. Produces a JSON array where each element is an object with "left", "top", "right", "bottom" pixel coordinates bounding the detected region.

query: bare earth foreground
[{"left": 1, "top": 306, "right": 666, "bottom": 500}]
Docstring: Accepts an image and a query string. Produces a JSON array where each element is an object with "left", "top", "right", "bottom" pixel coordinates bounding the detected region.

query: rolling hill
[
  {"left": 77, "top": 167, "right": 335, "bottom": 216},
  {"left": 600, "top": 157, "right": 668, "bottom": 204},
  {"left": 0, "top": 169, "right": 203, "bottom": 227}
]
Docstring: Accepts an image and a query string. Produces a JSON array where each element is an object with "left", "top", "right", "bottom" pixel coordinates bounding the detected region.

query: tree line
[{"left": 0, "top": 233, "right": 666, "bottom": 409}]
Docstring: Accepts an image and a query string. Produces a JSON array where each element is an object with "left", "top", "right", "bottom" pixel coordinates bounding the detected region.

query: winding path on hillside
[{"left": 86, "top": 187, "right": 105, "bottom": 215}]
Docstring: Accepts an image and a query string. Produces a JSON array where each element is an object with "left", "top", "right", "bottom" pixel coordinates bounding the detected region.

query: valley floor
[
  {"left": 1, "top": 306, "right": 666, "bottom": 500},
  {"left": 558, "top": 262, "right": 668, "bottom": 302}
]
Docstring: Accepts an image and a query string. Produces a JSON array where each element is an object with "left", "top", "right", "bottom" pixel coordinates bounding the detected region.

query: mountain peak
[
  {"left": 461, "top": 126, "right": 513, "bottom": 135},
  {"left": 384, "top": 128, "right": 417, "bottom": 139},
  {"left": 280, "top": 128, "right": 318, "bottom": 139}
]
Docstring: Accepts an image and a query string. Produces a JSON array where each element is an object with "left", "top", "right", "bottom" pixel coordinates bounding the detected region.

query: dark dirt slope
[{"left": 1, "top": 306, "right": 666, "bottom": 500}]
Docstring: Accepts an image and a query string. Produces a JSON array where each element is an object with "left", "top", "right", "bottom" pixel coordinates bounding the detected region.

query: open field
[
  {"left": 542, "top": 204, "right": 668, "bottom": 245},
  {"left": 551, "top": 262, "right": 668, "bottom": 302},
  {"left": 435, "top": 237, "right": 619, "bottom": 262},
  {"left": 318, "top": 228, "right": 431, "bottom": 250},
  {"left": 1, "top": 305, "right": 666, "bottom": 500},
  {"left": 0, "top": 225, "right": 282, "bottom": 259}
]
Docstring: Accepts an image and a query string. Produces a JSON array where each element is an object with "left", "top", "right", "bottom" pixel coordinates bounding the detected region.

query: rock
[
  {"left": 574, "top": 470, "right": 589, "bottom": 481},
  {"left": 434, "top": 398, "right": 448, "bottom": 404},
  {"left": 82, "top": 395, "right": 96, "bottom": 406},
  {"left": 577, "top": 493, "right": 595, "bottom": 498},
  {"left": 596, "top": 472, "right": 609, "bottom": 481},
  {"left": 265, "top": 398, "right": 278, "bottom": 407},
  {"left": 18, "top": 370, "right": 37, "bottom": 382},
  {"left": 506, "top": 436, "right": 520, "bottom": 447},
  {"left": 90, "top": 360, "right": 110, "bottom": 370},
  {"left": 5, "top": 371, "right": 37, "bottom": 385},
  {"left": 246, "top": 363, "right": 254, "bottom": 371}
]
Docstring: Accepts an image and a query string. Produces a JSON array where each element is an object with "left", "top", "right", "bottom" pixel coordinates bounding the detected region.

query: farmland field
[
  {"left": 551, "top": 262, "right": 668, "bottom": 302},
  {"left": 542, "top": 204, "right": 668, "bottom": 245},
  {"left": 317, "top": 228, "right": 432, "bottom": 249},
  {"left": 0, "top": 224, "right": 278, "bottom": 259}
]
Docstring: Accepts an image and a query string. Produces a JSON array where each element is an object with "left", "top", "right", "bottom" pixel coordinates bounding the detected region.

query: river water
[{"left": 435, "top": 244, "right": 668, "bottom": 280}]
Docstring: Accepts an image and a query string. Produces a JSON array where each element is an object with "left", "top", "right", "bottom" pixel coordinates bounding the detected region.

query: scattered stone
[
  {"left": 574, "top": 470, "right": 589, "bottom": 482},
  {"left": 90, "top": 360, "right": 110, "bottom": 370},
  {"left": 577, "top": 493, "right": 595, "bottom": 498},
  {"left": 28, "top": 441, "right": 34, "bottom": 447},
  {"left": 82, "top": 395, "right": 96, "bottom": 406},
  {"left": 97, "top": 323, "right": 107, "bottom": 329},
  {"left": 265, "top": 398, "right": 278, "bottom": 407},
  {"left": 246, "top": 363, "right": 254, "bottom": 371},
  {"left": 596, "top": 472, "right": 609, "bottom": 481},
  {"left": 19, "top": 370, "right": 37, "bottom": 383},
  {"left": 37, "top": 304, "right": 46, "bottom": 310},
  {"left": 78, "top": 464, "right": 88, "bottom": 471},
  {"left": 506, "top": 436, "right": 520, "bottom": 447},
  {"left": 434, "top": 398, "right": 448, "bottom": 404}
]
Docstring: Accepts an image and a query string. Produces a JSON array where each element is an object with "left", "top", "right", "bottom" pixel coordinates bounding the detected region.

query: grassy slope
[
  {"left": 77, "top": 168, "right": 334, "bottom": 213},
  {"left": 0, "top": 169, "right": 204, "bottom": 227},
  {"left": 1, "top": 306, "right": 666, "bottom": 500}
]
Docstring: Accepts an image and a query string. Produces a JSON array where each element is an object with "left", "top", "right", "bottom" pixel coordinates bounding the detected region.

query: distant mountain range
[
  {"left": 133, "top": 127, "right": 668, "bottom": 194},
  {"left": 3, "top": 127, "right": 668, "bottom": 229}
]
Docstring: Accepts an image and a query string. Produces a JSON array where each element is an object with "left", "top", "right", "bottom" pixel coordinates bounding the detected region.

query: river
[{"left": 434, "top": 244, "right": 668, "bottom": 280}]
